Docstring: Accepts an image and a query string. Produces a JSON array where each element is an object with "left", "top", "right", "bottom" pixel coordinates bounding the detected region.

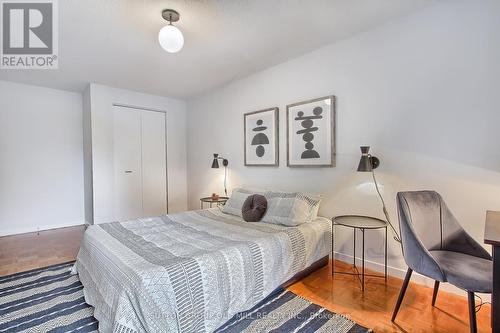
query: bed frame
[{"left": 280, "top": 255, "right": 329, "bottom": 289}]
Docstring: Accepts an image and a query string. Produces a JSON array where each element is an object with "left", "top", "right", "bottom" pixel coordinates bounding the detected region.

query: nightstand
[
  {"left": 331, "top": 215, "right": 388, "bottom": 291},
  {"left": 200, "top": 196, "right": 229, "bottom": 209}
]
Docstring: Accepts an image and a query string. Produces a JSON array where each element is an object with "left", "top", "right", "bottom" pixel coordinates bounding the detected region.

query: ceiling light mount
[{"left": 161, "top": 9, "right": 180, "bottom": 23}]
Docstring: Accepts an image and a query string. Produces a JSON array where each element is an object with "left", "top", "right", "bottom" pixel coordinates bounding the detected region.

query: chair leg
[
  {"left": 392, "top": 268, "right": 413, "bottom": 322},
  {"left": 467, "top": 292, "right": 477, "bottom": 333},
  {"left": 432, "top": 281, "right": 439, "bottom": 306}
]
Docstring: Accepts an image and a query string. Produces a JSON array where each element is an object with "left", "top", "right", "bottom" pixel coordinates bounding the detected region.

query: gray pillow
[
  {"left": 242, "top": 194, "right": 268, "bottom": 222},
  {"left": 261, "top": 191, "right": 321, "bottom": 226}
]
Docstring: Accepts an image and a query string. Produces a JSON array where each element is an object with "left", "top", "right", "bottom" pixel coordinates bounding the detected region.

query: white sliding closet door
[
  {"left": 141, "top": 111, "right": 167, "bottom": 217},
  {"left": 113, "top": 107, "right": 143, "bottom": 220},
  {"left": 113, "top": 106, "right": 167, "bottom": 221}
]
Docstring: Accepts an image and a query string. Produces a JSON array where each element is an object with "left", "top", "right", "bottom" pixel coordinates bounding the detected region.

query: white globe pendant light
[
  {"left": 158, "top": 9, "right": 184, "bottom": 53},
  {"left": 159, "top": 25, "right": 184, "bottom": 53}
]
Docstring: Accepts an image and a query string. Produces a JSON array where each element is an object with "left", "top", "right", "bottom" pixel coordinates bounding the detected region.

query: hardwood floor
[
  {"left": 0, "top": 225, "right": 491, "bottom": 332},
  {"left": 0, "top": 225, "right": 85, "bottom": 276},
  {"left": 289, "top": 261, "right": 491, "bottom": 333}
]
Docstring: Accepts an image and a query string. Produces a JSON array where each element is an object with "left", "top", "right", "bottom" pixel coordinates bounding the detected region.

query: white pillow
[
  {"left": 221, "top": 188, "right": 263, "bottom": 217},
  {"left": 261, "top": 191, "right": 322, "bottom": 227}
]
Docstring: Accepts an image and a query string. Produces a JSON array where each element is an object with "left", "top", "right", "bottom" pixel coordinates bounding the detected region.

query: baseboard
[
  {"left": 0, "top": 221, "right": 86, "bottom": 237},
  {"left": 333, "top": 251, "right": 491, "bottom": 302}
]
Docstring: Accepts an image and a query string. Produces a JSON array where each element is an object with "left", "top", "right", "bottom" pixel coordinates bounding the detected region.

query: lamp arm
[
  {"left": 371, "top": 169, "right": 401, "bottom": 243},
  {"left": 224, "top": 165, "right": 228, "bottom": 196}
]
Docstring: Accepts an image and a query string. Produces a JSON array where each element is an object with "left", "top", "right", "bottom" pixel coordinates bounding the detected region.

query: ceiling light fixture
[{"left": 158, "top": 9, "right": 184, "bottom": 53}]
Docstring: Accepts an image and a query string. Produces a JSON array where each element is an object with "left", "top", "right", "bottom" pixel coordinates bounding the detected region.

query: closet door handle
[{"left": 124, "top": 170, "right": 133, "bottom": 174}]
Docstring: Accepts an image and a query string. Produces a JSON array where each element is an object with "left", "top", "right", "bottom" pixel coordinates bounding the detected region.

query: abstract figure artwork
[
  {"left": 244, "top": 108, "right": 279, "bottom": 166},
  {"left": 251, "top": 119, "right": 269, "bottom": 157},
  {"left": 295, "top": 107, "right": 323, "bottom": 159},
  {"left": 287, "top": 96, "right": 335, "bottom": 167}
]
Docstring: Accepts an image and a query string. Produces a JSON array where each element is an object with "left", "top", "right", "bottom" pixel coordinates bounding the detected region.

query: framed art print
[
  {"left": 287, "top": 96, "right": 336, "bottom": 167},
  {"left": 244, "top": 107, "right": 279, "bottom": 166}
]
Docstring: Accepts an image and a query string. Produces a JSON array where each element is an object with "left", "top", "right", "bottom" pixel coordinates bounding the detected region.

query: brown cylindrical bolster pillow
[{"left": 242, "top": 194, "right": 268, "bottom": 222}]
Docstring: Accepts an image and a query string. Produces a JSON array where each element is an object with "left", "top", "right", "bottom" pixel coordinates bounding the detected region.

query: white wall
[
  {"left": 0, "top": 81, "right": 85, "bottom": 236},
  {"left": 82, "top": 86, "right": 93, "bottom": 224},
  {"left": 85, "top": 84, "right": 188, "bottom": 224},
  {"left": 187, "top": 0, "right": 500, "bottom": 295}
]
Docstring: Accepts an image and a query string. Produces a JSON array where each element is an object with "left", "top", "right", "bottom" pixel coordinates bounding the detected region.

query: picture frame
[
  {"left": 286, "top": 96, "right": 336, "bottom": 167},
  {"left": 244, "top": 107, "right": 279, "bottom": 166}
]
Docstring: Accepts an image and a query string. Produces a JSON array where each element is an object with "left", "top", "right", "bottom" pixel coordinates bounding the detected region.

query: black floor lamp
[
  {"left": 211, "top": 153, "right": 229, "bottom": 196},
  {"left": 357, "top": 146, "right": 401, "bottom": 243}
]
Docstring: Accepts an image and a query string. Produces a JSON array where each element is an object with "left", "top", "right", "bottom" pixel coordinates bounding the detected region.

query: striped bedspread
[{"left": 73, "top": 208, "right": 331, "bottom": 333}]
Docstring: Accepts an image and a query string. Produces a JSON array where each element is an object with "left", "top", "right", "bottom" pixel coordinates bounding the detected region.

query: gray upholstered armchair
[{"left": 392, "top": 191, "right": 492, "bottom": 333}]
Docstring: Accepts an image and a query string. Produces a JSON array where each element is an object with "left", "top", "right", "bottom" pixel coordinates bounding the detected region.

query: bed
[{"left": 73, "top": 208, "right": 331, "bottom": 333}]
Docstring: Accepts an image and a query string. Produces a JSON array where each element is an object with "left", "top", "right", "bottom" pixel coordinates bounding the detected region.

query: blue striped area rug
[
  {"left": 0, "top": 261, "right": 96, "bottom": 333},
  {"left": 0, "top": 262, "right": 371, "bottom": 333},
  {"left": 215, "top": 289, "right": 371, "bottom": 333}
]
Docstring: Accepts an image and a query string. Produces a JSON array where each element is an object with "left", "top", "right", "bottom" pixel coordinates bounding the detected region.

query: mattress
[{"left": 73, "top": 208, "right": 331, "bottom": 333}]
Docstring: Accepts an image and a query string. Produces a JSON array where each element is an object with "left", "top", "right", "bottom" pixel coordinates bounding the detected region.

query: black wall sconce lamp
[
  {"left": 357, "top": 146, "right": 401, "bottom": 242},
  {"left": 211, "top": 153, "right": 229, "bottom": 196},
  {"left": 357, "top": 146, "right": 380, "bottom": 172}
]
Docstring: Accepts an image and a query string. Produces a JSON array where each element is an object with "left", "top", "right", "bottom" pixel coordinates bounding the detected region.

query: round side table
[
  {"left": 331, "top": 215, "right": 388, "bottom": 291},
  {"left": 200, "top": 196, "right": 229, "bottom": 209}
]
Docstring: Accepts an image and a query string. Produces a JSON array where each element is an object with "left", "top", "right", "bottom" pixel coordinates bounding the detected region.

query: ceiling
[{"left": 0, "top": 0, "right": 436, "bottom": 99}]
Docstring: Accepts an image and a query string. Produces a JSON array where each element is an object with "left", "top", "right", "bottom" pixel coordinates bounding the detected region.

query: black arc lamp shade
[
  {"left": 357, "top": 146, "right": 380, "bottom": 172},
  {"left": 211, "top": 154, "right": 220, "bottom": 168}
]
